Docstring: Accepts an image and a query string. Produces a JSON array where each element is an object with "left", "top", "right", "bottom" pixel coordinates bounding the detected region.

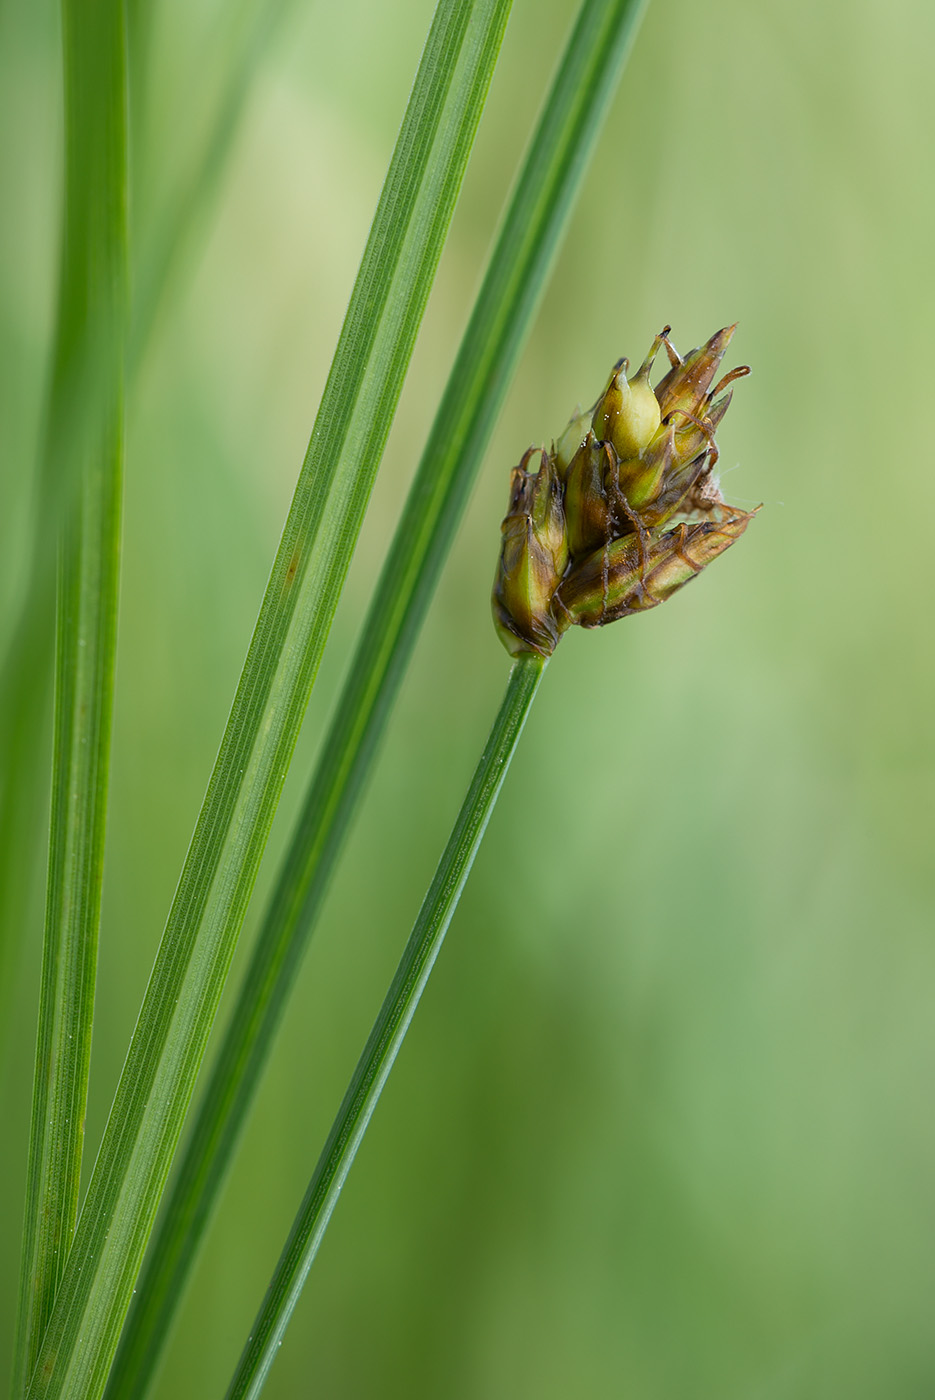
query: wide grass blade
[
  {"left": 12, "top": 0, "right": 127, "bottom": 1393},
  {"left": 23, "top": 4, "right": 513, "bottom": 1398},
  {"left": 225, "top": 653, "right": 546, "bottom": 1400},
  {"left": 106, "top": 2, "right": 649, "bottom": 1394}
]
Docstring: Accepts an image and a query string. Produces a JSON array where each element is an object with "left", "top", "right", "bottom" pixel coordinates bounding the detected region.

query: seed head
[{"left": 491, "top": 324, "right": 755, "bottom": 657}]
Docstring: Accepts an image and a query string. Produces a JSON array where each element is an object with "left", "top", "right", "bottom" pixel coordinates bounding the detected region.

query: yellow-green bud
[
  {"left": 492, "top": 448, "right": 569, "bottom": 658},
  {"left": 591, "top": 329, "right": 669, "bottom": 461}
]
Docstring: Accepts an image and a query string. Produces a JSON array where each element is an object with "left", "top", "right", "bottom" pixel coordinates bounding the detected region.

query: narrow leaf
[
  {"left": 12, "top": 0, "right": 127, "bottom": 1393},
  {"left": 24, "top": 4, "right": 512, "bottom": 1398}
]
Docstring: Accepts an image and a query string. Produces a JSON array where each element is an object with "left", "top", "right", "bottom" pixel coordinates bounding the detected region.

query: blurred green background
[{"left": 2, "top": 0, "right": 934, "bottom": 1395}]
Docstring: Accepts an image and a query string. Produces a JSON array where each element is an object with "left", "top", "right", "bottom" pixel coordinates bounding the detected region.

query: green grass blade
[
  {"left": 23, "top": 4, "right": 513, "bottom": 1398},
  {"left": 105, "top": 3, "right": 649, "bottom": 1393},
  {"left": 225, "top": 653, "right": 546, "bottom": 1400},
  {"left": 14, "top": 423, "right": 125, "bottom": 1399},
  {"left": 11, "top": 0, "right": 127, "bottom": 1393},
  {"left": 0, "top": 0, "right": 131, "bottom": 1037}
]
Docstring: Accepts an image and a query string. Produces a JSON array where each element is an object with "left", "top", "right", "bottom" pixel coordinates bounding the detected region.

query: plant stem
[
  {"left": 24, "top": 6, "right": 512, "bottom": 1399},
  {"left": 12, "top": 0, "right": 127, "bottom": 1393},
  {"left": 225, "top": 653, "right": 546, "bottom": 1400},
  {"left": 106, "top": 4, "right": 648, "bottom": 1393}
]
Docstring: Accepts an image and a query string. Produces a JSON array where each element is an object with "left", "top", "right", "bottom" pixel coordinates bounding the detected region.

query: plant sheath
[
  {"left": 107, "top": 3, "right": 648, "bottom": 1393},
  {"left": 12, "top": 0, "right": 127, "bottom": 1393},
  {"left": 226, "top": 653, "right": 546, "bottom": 1400},
  {"left": 24, "top": 5, "right": 512, "bottom": 1398}
]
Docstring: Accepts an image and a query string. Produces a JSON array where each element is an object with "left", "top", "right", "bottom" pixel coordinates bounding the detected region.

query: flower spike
[{"left": 492, "top": 324, "right": 755, "bottom": 656}]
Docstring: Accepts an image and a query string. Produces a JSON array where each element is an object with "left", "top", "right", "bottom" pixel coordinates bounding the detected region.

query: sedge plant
[{"left": 3, "top": 0, "right": 757, "bottom": 1397}]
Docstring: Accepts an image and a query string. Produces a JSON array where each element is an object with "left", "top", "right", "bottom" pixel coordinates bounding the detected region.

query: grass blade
[
  {"left": 11, "top": 0, "right": 127, "bottom": 1392},
  {"left": 14, "top": 427, "right": 125, "bottom": 1398},
  {"left": 23, "top": 4, "right": 513, "bottom": 1398},
  {"left": 225, "top": 653, "right": 546, "bottom": 1400},
  {"left": 106, "top": 2, "right": 650, "bottom": 1393},
  {"left": 0, "top": 1, "right": 130, "bottom": 1035}
]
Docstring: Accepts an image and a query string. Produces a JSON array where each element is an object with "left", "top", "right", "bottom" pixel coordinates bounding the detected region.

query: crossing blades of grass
[
  {"left": 0, "top": 0, "right": 294, "bottom": 1041},
  {"left": 225, "top": 654, "right": 546, "bottom": 1400},
  {"left": 12, "top": 0, "right": 127, "bottom": 1394},
  {"left": 23, "top": 4, "right": 513, "bottom": 1398},
  {"left": 105, "top": 3, "right": 650, "bottom": 1395}
]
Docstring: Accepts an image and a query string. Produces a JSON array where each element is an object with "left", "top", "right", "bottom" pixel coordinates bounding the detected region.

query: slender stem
[
  {"left": 12, "top": 0, "right": 127, "bottom": 1394},
  {"left": 225, "top": 654, "right": 546, "bottom": 1400},
  {"left": 24, "top": 6, "right": 512, "bottom": 1400},
  {"left": 107, "top": 5, "right": 649, "bottom": 1393}
]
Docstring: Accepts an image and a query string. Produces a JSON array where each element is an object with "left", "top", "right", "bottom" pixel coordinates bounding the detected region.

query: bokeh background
[{"left": 2, "top": 0, "right": 934, "bottom": 1395}]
